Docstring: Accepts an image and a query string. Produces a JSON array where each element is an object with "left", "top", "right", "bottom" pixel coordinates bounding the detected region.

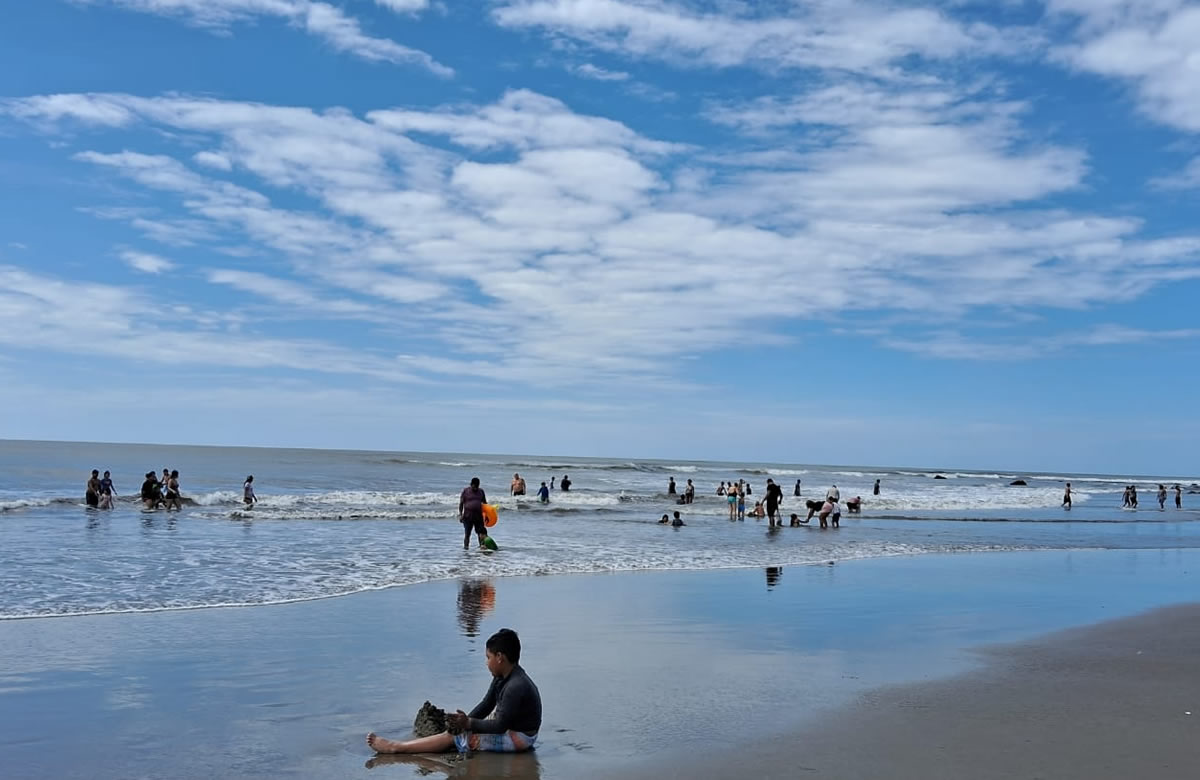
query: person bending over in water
[
  {"left": 140, "top": 472, "right": 161, "bottom": 509},
  {"left": 367, "top": 628, "right": 541, "bottom": 755},
  {"left": 459, "top": 477, "right": 488, "bottom": 550}
]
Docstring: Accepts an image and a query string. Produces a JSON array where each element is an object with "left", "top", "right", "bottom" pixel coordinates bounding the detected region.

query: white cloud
[
  {"left": 193, "top": 150, "right": 233, "bottom": 171},
  {"left": 572, "top": 63, "right": 630, "bottom": 81},
  {"left": 0, "top": 265, "right": 420, "bottom": 380},
  {"left": 493, "top": 0, "right": 1035, "bottom": 75},
  {"left": 371, "top": 0, "right": 429, "bottom": 12},
  {"left": 6, "top": 86, "right": 1200, "bottom": 386},
  {"left": 885, "top": 324, "right": 1200, "bottom": 361},
  {"left": 207, "top": 269, "right": 317, "bottom": 304},
  {"left": 1052, "top": 1, "right": 1200, "bottom": 132},
  {"left": 120, "top": 250, "right": 176, "bottom": 274},
  {"left": 74, "top": 0, "right": 452, "bottom": 75}
]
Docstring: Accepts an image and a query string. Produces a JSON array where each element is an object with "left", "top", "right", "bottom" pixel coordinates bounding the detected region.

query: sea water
[{"left": 1, "top": 439, "right": 1197, "bottom": 619}]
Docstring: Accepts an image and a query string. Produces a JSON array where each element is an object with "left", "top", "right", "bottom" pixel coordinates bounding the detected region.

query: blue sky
[{"left": 1, "top": 0, "right": 1198, "bottom": 475}]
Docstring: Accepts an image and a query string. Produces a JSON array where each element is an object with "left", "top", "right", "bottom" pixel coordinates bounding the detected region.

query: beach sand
[{"left": 0, "top": 549, "right": 1197, "bottom": 779}]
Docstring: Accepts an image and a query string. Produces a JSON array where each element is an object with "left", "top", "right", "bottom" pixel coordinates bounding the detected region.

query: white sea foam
[{"left": 0, "top": 497, "right": 56, "bottom": 512}]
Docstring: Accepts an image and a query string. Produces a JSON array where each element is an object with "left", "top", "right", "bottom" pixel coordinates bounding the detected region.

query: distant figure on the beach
[
  {"left": 671, "top": 510, "right": 685, "bottom": 527},
  {"left": 793, "top": 479, "right": 801, "bottom": 497},
  {"left": 1176, "top": 484, "right": 1183, "bottom": 509},
  {"left": 459, "top": 477, "right": 488, "bottom": 550},
  {"left": 764, "top": 478, "right": 783, "bottom": 528},
  {"left": 243, "top": 476, "right": 257, "bottom": 507},
  {"left": 140, "top": 471, "right": 161, "bottom": 509},
  {"left": 559, "top": 474, "right": 571, "bottom": 492},
  {"left": 98, "top": 470, "right": 116, "bottom": 510},
  {"left": 1122, "top": 485, "right": 1131, "bottom": 507},
  {"left": 846, "top": 496, "right": 861, "bottom": 513},
  {"left": 727, "top": 483, "right": 737, "bottom": 520},
  {"left": 818, "top": 500, "right": 840, "bottom": 529},
  {"left": 667, "top": 477, "right": 676, "bottom": 495},
  {"left": 658, "top": 513, "right": 670, "bottom": 524},
  {"left": 550, "top": 477, "right": 555, "bottom": 490},
  {"left": 717, "top": 481, "right": 726, "bottom": 496},
  {"left": 537, "top": 482, "right": 549, "bottom": 503},
  {"left": 85, "top": 469, "right": 101, "bottom": 508},
  {"left": 1130, "top": 485, "right": 1138, "bottom": 508},
  {"left": 684, "top": 479, "right": 695, "bottom": 504},
  {"left": 164, "top": 470, "right": 182, "bottom": 511},
  {"left": 736, "top": 486, "right": 746, "bottom": 520},
  {"left": 751, "top": 501, "right": 765, "bottom": 518},
  {"left": 510, "top": 473, "right": 526, "bottom": 496},
  {"left": 873, "top": 479, "right": 880, "bottom": 496},
  {"left": 1062, "top": 482, "right": 1072, "bottom": 509},
  {"left": 827, "top": 484, "right": 840, "bottom": 502},
  {"left": 1157, "top": 484, "right": 1167, "bottom": 510},
  {"left": 367, "top": 628, "right": 541, "bottom": 755}
]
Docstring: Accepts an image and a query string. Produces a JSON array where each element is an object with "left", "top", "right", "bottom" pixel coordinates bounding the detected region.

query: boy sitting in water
[{"left": 367, "top": 629, "right": 541, "bottom": 755}]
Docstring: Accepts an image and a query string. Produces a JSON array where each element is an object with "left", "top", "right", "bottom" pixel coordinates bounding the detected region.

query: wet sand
[
  {"left": 616, "top": 603, "right": 1200, "bottom": 780},
  {"left": 0, "top": 549, "right": 1197, "bottom": 779}
]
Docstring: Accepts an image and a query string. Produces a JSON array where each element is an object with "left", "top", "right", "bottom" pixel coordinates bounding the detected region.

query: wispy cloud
[
  {"left": 4, "top": 82, "right": 1200, "bottom": 385},
  {"left": 120, "top": 249, "right": 175, "bottom": 274},
  {"left": 572, "top": 62, "right": 630, "bottom": 81},
  {"left": 75, "top": 0, "right": 452, "bottom": 75},
  {"left": 493, "top": 0, "right": 1036, "bottom": 75},
  {"left": 1051, "top": 1, "right": 1200, "bottom": 131}
]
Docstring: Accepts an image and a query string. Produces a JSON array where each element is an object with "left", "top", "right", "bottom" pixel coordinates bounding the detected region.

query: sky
[{"left": 0, "top": 1, "right": 1198, "bottom": 475}]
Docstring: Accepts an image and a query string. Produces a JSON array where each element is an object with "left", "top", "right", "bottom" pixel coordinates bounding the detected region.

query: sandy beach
[{"left": 1, "top": 549, "right": 1197, "bottom": 779}]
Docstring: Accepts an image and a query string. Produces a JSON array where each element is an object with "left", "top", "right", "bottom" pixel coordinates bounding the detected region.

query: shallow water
[{"left": 1, "top": 440, "right": 1197, "bottom": 618}]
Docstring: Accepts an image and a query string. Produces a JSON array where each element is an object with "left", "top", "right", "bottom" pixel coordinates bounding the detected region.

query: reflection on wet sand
[
  {"left": 365, "top": 750, "right": 542, "bottom": 778},
  {"left": 765, "top": 566, "right": 783, "bottom": 590},
  {"left": 457, "top": 579, "right": 496, "bottom": 638}
]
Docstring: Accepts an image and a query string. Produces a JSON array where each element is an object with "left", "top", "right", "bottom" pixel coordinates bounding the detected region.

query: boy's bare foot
[{"left": 366, "top": 733, "right": 402, "bottom": 753}]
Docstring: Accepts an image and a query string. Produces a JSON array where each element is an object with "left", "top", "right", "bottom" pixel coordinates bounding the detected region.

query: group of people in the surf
[
  {"left": 139, "top": 468, "right": 183, "bottom": 510},
  {"left": 509, "top": 472, "right": 569, "bottom": 503},
  {"left": 1123, "top": 483, "right": 1184, "bottom": 509},
  {"left": 663, "top": 477, "right": 867, "bottom": 529}
]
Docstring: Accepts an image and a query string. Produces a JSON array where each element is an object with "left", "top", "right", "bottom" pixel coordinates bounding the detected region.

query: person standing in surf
[
  {"left": 459, "top": 477, "right": 489, "bottom": 550},
  {"left": 873, "top": 479, "right": 881, "bottom": 496},
  {"left": 667, "top": 477, "right": 676, "bottom": 495},
  {"left": 764, "top": 479, "right": 783, "bottom": 528},
  {"left": 794, "top": 479, "right": 801, "bottom": 497},
  {"left": 1176, "top": 484, "right": 1183, "bottom": 509},
  {"left": 164, "top": 470, "right": 182, "bottom": 511},
  {"left": 684, "top": 479, "right": 695, "bottom": 504},
  {"left": 1157, "top": 484, "right": 1168, "bottom": 510},
  {"left": 243, "top": 475, "right": 257, "bottom": 507},
  {"left": 85, "top": 469, "right": 101, "bottom": 508},
  {"left": 560, "top": 474, "right": 571, "bottom": 492},
  {"left": 1063, "top": 482, "right": 1072, "bottom": 509}
]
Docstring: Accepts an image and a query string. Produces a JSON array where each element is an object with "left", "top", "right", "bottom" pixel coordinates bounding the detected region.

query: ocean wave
[
  {"left": 1, "top": 497, "right": 57, "bottom": 512},
  {"left": 0, "top": 542, "right": 1045, "bottom": 621}
]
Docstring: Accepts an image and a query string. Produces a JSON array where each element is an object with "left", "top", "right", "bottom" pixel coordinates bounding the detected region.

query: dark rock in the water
[
  {"left": 413, "top": 701, "right": 455, "bottom": 737},
  {"left": 933, "top": 474, "right": 947, "bottom": 480},
  {"left": 1009, "top": 479, "right": 1027, "bottom": 486}
]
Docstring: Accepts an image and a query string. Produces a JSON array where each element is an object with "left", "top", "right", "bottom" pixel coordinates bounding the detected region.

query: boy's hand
[{"left": 447, "top": 710, "right": 470, "bottom": 733}]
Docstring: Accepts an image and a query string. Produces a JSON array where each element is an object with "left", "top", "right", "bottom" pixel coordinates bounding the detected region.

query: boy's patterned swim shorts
[{"left": 454, "top": 730, "right": 537, "bottom": 753}]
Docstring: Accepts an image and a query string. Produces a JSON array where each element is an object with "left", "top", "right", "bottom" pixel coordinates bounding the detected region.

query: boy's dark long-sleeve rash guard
[{"left": 466, "top": 665, "right": 542, "bottom": 735}]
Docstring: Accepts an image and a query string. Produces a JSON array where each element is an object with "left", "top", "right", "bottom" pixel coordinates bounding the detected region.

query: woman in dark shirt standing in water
[{"left": 459, "top": 477, "right": 488, "bottom": 550}]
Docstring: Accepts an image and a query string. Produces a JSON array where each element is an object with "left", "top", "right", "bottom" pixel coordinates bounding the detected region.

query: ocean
[{"left": 1, "top": 439, "right": 1197, "bottom": 620}]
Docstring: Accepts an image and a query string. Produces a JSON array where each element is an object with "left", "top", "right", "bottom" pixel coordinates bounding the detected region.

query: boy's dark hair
[
  {"left": 470, "top": 477, "right": 480, "bottom": 488},
  {"left": 486, "top": 628, "right": 521, "bottom": 664}
]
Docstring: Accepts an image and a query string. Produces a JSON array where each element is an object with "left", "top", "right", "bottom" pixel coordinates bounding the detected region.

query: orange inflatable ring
[{"left": 482, "top": 504, "right": 498, "bottom": 527}]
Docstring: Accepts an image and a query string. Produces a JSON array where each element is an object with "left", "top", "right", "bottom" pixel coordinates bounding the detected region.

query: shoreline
[{"left": 1, "top": 549, "right": 1197, "bottom": 778}]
